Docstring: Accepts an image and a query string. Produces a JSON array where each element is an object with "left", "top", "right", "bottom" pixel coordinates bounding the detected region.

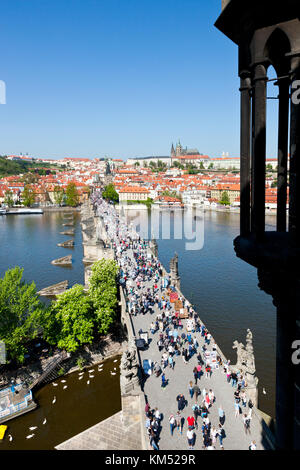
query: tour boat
[{"left": 5, "top": 208, "right": 43, "bottom": 215}]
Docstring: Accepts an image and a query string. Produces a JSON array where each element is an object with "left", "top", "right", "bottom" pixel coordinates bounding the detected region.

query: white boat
[
  {"left": 0, "top": 208, "right": 7, "bottom": 215},
  {"left": 5, "top": 208, "right": 44, "bottom": 215}
]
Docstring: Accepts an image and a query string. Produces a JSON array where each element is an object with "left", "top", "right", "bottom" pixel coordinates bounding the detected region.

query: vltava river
[{"left": 0, "top": 208, "right": 276, "bottom": 418}]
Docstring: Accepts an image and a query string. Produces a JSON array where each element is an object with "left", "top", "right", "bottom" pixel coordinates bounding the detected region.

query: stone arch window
[{"left": 263, "top": 28, "right": 291, "bottom": 76}]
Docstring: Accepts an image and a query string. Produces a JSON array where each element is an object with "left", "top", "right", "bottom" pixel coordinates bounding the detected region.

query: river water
[
  {"left": 0, "top": 208, "right": 276, "bottom": 448},
  {"left": 154, "top": 209, "right": 276, "bottom": 418},
  {"left": 0, "top": 357, "right": 121, "bottom": 450},
  {"left": 124, "top": 206, "right": 276, "bottom": 417}
]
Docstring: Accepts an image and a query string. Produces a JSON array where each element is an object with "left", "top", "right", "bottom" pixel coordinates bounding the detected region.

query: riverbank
[
  {"left": 41, "top": 206, "right": 81, "bottom": 212},
  {"left": 0, "top": 335, "right": 123, "bottom": 391}
]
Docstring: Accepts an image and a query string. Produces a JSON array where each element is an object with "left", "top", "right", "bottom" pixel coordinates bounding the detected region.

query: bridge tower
[{"left": 215, "top": 0, "right": 300, "bottom": 450}]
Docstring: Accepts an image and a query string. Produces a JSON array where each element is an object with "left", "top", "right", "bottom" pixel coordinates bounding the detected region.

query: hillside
[{"left": 0, "top": 157, "right": 61, "bottom": 177}]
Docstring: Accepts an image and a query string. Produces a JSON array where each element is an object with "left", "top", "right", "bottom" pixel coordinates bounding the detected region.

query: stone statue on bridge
[
  {"left": 170, "top": 252, "right": 181, "bottom": 290},
  {"left": 232, "top": 329, "right": 259, "bottom": 406},
  {"left": 120, "top": 340, "right": 140, "bottom": 395}
]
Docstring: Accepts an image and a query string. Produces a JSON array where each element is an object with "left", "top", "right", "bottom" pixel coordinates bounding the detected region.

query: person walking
[
  {"left": 176, "top": 411, "right": 184, "bottom": 435},
  {"left": 217, "top": 424, "right": 225, "bottom": 449},
  {"left": 249, "top": 440, "right": 257, "bottom": 450},
  {"left": 182, "top": 348, "right": 188, "bottom": 364},
  {"left": 192, "top": 403, "right": 199, "bottom": 427},
  {"left": 208, "top": 389, "right": 215, "bottom": 405},
  {"left": 243, "top": 414, "right": 251, "bottom": 434},
  {"left": 187, "top": 428, "right": 195, "bottom": 450},
  {"left": 218, "top": 405, "right": 225, "bottom": 426},
  {"left": 177, "top": 394, "right": 186, "bottom": 411},
  {"left": 248, "top": 399, "right": 254, "bottom": 417},
  {"left": 188, "top": 381, "right": 194, "bottom": 399},
  {"left": 205, "top": 364, "right": 211, "bottom": 379},
  {"left": 241, "top": 390, "right": 247, "bottom": 408},
  {"left": 169, "top": 414, "right": 176, "bottom": 436},
  {"left": 193, "top": 367, "right": 198, "bottom": 384},
  {"left": 234, "top": 401, "right": 240, "bottom": 418},
  {"left": 196, "top": 363, "right": 202, "bottom": 380},
  {"left": 204, "top": 393, "right": 210, "bottom": 409},
  {"left": 150, "top": 429, "right": 159, "bottom": 450},
  {"left": 211, "top": 426, "right": 217, "bottom": 446},
  {"left": 193, "top": 383, "right": 201, "bottom": 403},
  {"left": 161, "top": 373, "right": 167, "bottom": 390},
  {"left": 187, "top": 415, "right": 196, "bottom": 429},
  {"left": 168, "top": 355, "right": 174, "bottom": 370}
]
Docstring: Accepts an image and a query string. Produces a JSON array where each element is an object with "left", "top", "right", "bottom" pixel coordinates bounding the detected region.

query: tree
[
  {"left": 4, "top": 190, "right": 14, "bottom": 207},
  {"left": 88, "top": 259, "right": 119, "bottom": 334},
  {"left": 199, "top": 162, "right": 205, "bottom": 170},
  {"left": 219, "top": 191, "right": 231, "bottom": 206},
  {"left": 149, "top": 161, "right": 157, "bottom": 170},
  {"left": 53, "top": 186, "right": 65, "bottom": 206},
  {"left": 271, "top": 179, "right": 277, "bottom": 188},
  {"left": 22, "top": 173, "right": 39, "bottom": 185},
  {"left": 134, "top": 161, "right": 140, "bottom": 167},
  {"left": 102, "top": 184, "right": 119, "bottom": 203},
  {"left": 22, "top": 185, "right": 35, "bottom": 207},
  {"left": 173, "top": 161, "right": 184, "bottom": 169},
  {"left": 208, "top": 163, "right": 214, "bottom": 169},
  {"left": 65, "top": 182, "right": 80, "bottom": 207},
  {"left": 41, "top": 285, "right": 94, "bottom": 352},
  {"left": 0, "top": 267, "right": 43, "bottom": 363}
]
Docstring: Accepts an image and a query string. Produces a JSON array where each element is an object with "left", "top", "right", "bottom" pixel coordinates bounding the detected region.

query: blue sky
[{"left": 0, "top": 0, "right": 278, "bottom": 160}]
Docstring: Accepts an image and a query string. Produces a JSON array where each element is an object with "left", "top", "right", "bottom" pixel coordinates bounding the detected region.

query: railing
[{"left": 29, "top": 351, "right": 70, "bottom": 390}]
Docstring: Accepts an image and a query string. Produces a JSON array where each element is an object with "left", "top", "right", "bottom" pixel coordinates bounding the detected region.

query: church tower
[
  {"left": 170, "top": 143, "right": 175, "bottom": 157},
  {"left": 175, "top": 140, "right": 183, "bottom": 156}
]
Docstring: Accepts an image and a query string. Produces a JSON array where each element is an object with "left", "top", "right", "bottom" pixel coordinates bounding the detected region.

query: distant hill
[
  {"left": 0, "top": 156, "right": 60, "bottom": 177},
  {"left": 0, "top": 157, "right": 30, "bottom": 176}
]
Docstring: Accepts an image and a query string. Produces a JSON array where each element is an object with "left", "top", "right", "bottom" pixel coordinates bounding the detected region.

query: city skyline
[{"left": 0, "top": 0, "right": 279, "bottom": 160}]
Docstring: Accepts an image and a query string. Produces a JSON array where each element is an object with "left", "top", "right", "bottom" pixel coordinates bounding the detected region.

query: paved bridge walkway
[{"left": 124, "top": 248, "right": 268, "bottom": 451}]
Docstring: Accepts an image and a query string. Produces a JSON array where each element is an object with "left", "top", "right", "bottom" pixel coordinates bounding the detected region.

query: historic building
[
  {"left": 170, "top": 140, "right": 210, "bottom": 167},
  {"left": 215, "top": 0, "right": 300, "bottom": 450}
]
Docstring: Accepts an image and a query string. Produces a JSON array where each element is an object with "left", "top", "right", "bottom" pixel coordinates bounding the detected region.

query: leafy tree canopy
[
  {"left": 102, "top": 184, "right": 119, "bottom": 203},
  {"left": 22, "top": 185, "right": 35, "bottom": 207},
  {"left": 88, "top": 259, "right": 119, "bottom": 334},
  {"left": 53, "top": 186, "right": 65, "bottom": 206},
  {"left": 0, "top": 267, "right": 43, "bottom": 363},
  {"left": 219, "top": 191, "right": 231, "bottom": 206},
  {"left": 42, "top": 285, "right": 94, "bottom": 352},
  {"left": 65, "top": 182, "right": 80, "bottom": 207}
]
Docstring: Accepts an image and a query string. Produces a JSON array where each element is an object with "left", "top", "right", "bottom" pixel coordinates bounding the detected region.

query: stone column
[
  {"left": 251, "top": 64, "right": 267, "bottom": 239},
  {"left": 276, "top": 77, "right": 290, "bottom": 232},
  {"left": 289, "top": 59, "right": 300, "bottom": 242},
  {"left": 239, "top": 72, "right": 251, "bottom": 235},
  {"left": 258, "top": 268, "right": 300, "bottom": 450}
]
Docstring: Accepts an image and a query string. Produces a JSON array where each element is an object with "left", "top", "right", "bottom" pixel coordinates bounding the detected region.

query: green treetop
[
  {"left": 53, "top": 186, "right": 65, "bottom": 206},
  {"left": 219, "top": 191, "right": 231, "bottom": 206},
  {"left": 22, "top": 185, "right": 35, "bottom": 207},
  {"left": 41, "top": 284, "right": 94, "bottom": 353},
  {"left": 4, "top": 190, "right": 14, "bottom": 207},
  {"left": 65, "top": 182, "right": 80, "bottom": 207},
  {"left": 88, "top": 259, "right": 119, "bottom": 334},
  {"left": 102, "top": 184, "right": 119, "bottom": 203},
  {"left": 0, "top": 267, "right": 43, "bottom": 363}
]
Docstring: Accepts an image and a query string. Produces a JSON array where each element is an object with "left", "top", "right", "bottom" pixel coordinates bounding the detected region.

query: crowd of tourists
[{"left": 95, "top": 196, "right": 257, "bottom": 451}]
